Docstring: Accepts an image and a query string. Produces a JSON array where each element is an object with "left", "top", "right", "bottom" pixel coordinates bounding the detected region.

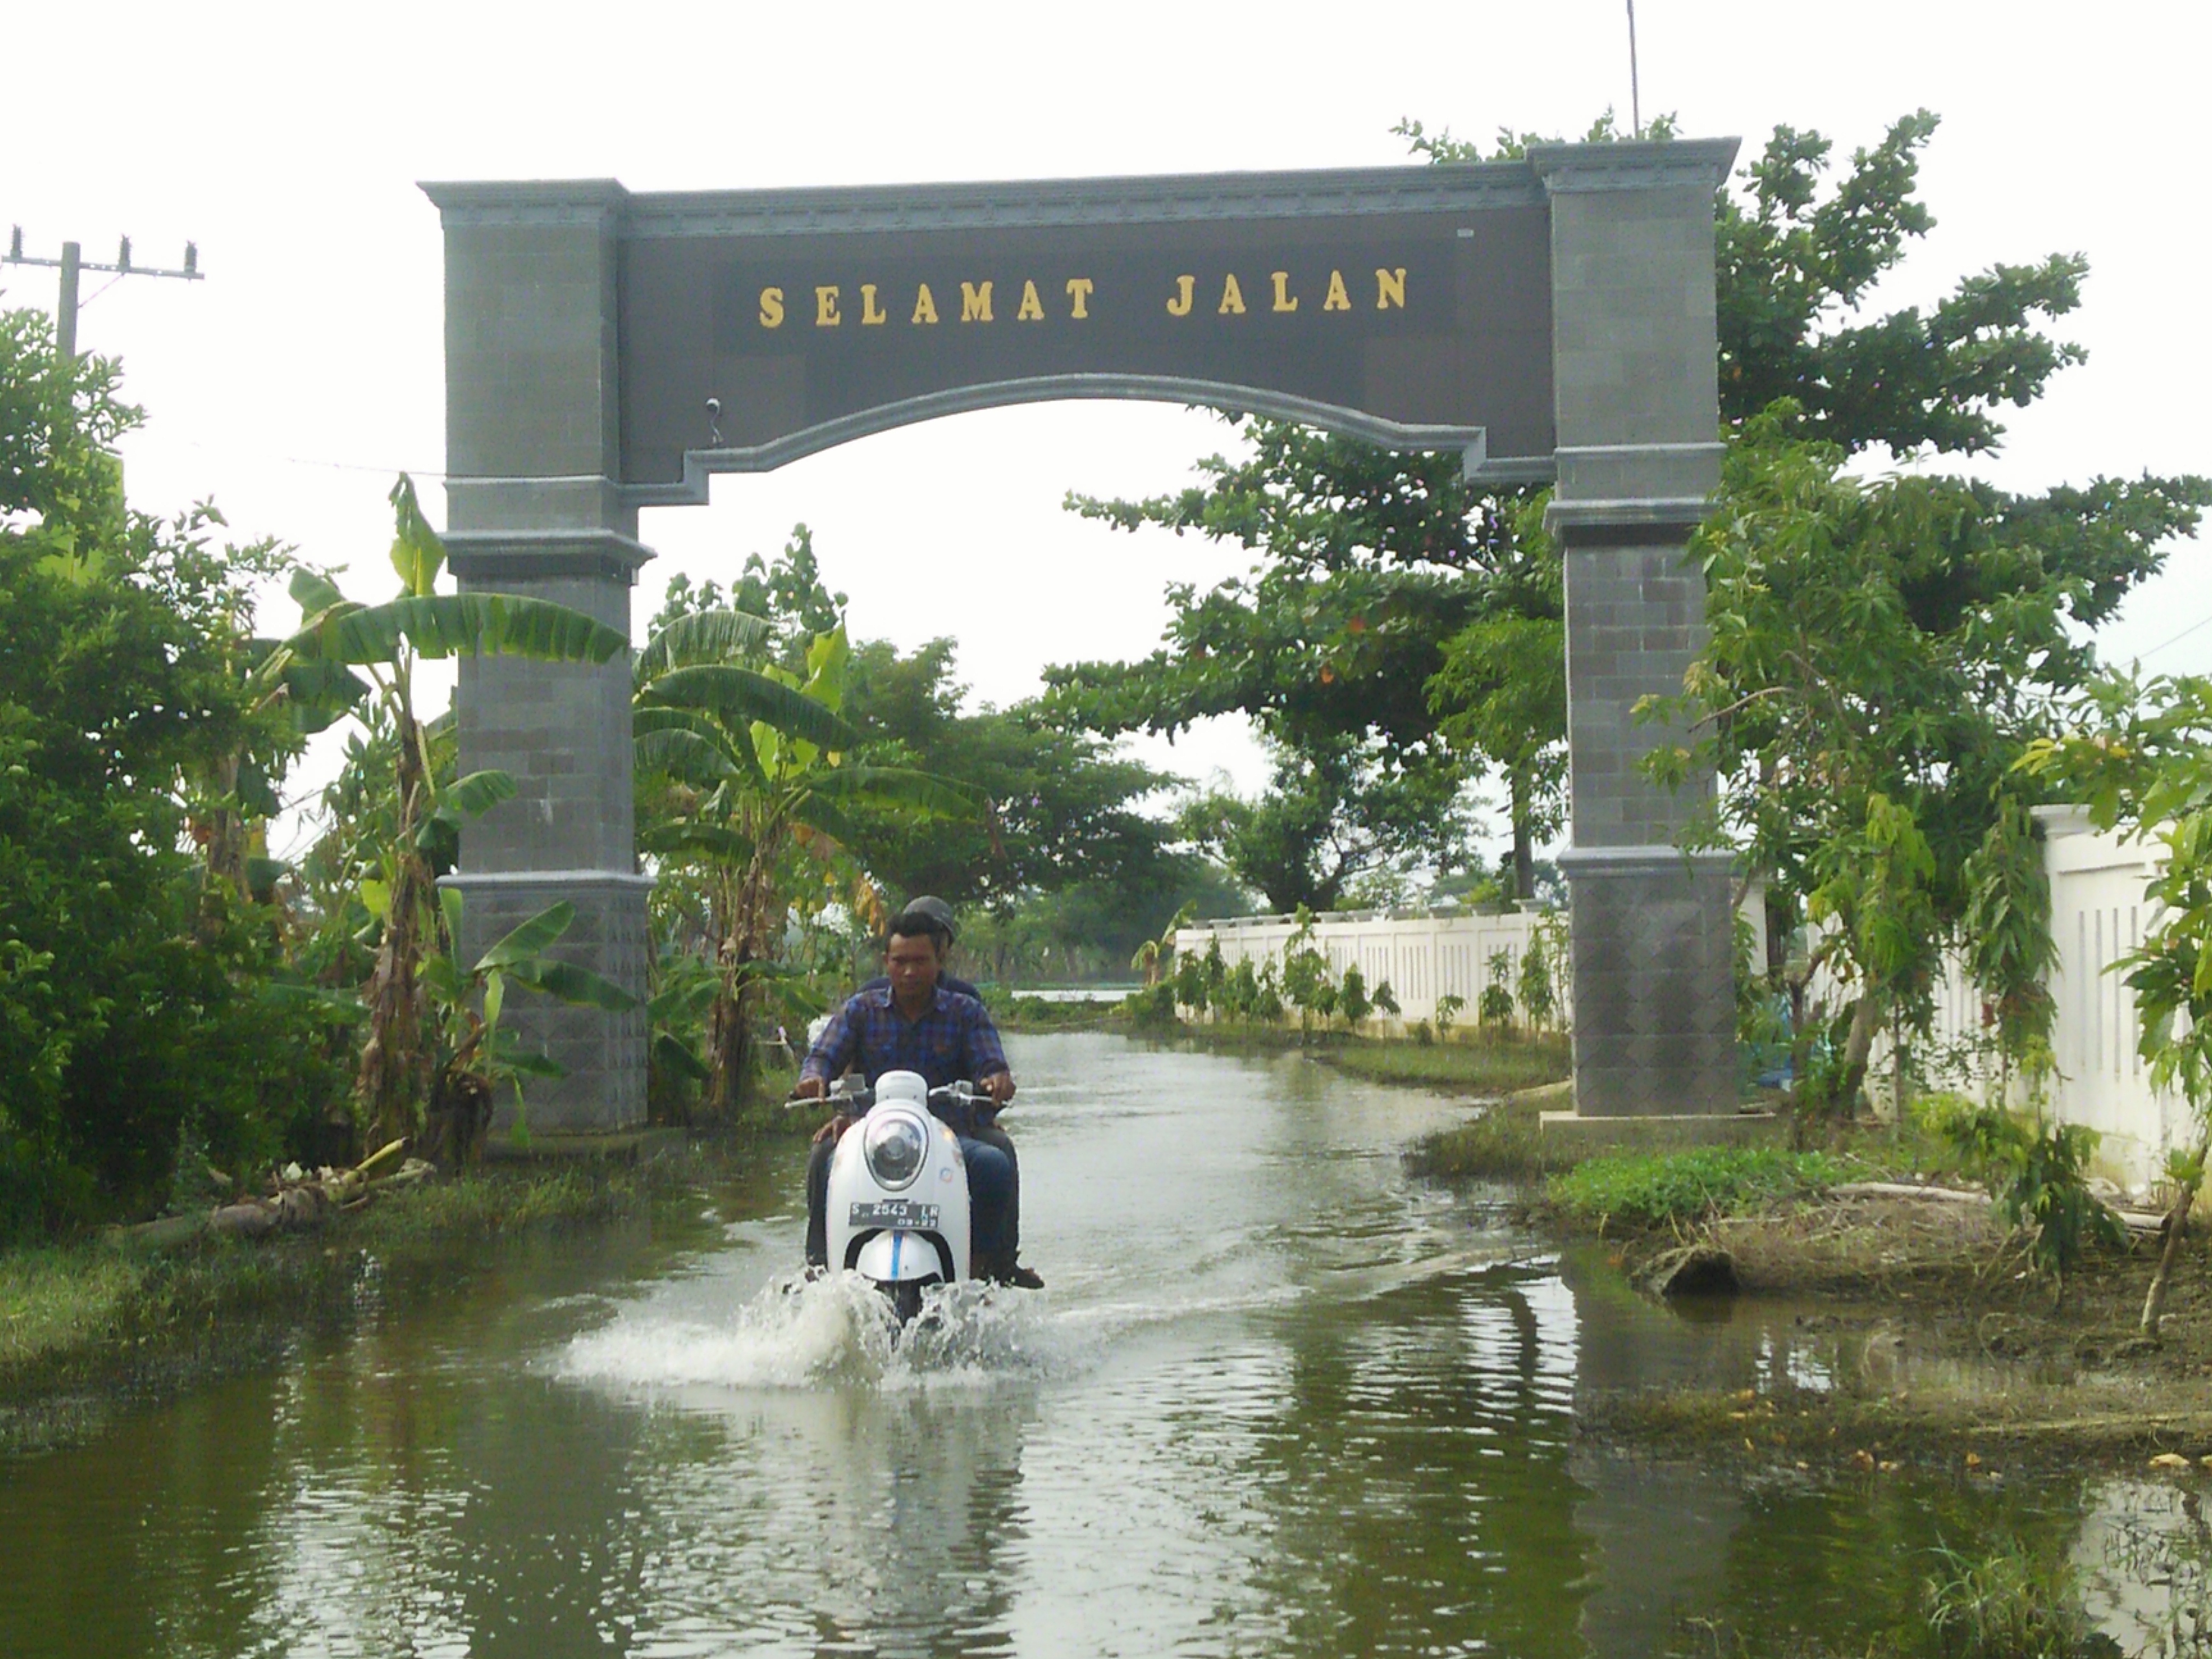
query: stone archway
[{"left": 422, "top": 140, "right": 1740, "bottom": 1134}]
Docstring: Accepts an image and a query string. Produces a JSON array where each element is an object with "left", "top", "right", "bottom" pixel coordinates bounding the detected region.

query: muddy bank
[
  {"left": 1400, "top": 1080, "right": 2212, "bottom": 1459},
  {"left": 1581, "top": 1200, "right": 2212, "bottom": 1453}
]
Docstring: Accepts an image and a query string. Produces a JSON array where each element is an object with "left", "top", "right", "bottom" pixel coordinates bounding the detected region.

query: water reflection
[{"left": 1, "top": 1035, "right": 2204, "bottom": 1657}]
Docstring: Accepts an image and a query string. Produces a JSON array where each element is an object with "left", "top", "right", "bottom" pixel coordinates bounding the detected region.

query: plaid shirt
[{"left": 801, "top": 985, "right": 1009, "bottom": 1094}]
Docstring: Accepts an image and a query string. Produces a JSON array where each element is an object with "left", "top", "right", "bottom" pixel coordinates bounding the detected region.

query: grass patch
[
  {"left": 1404, "top": 1085, "right": 1566, "bottom": 1182},
  {"left": 1922, "top": 1536, "right": 2100, "bottom": 1659},
  {"left": 1318, "top": 1031, "right": 1571, "bottom": 1095},
  {"left": 1545, "top": 1145, "right": 1862, "bottom": 1231}
]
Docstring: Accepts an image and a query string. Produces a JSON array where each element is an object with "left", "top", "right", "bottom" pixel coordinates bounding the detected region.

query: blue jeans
[{"left": 959, "top": 1136, "right": 1013, "bottom": 1266}]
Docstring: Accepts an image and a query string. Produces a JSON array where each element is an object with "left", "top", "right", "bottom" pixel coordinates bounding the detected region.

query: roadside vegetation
[{"left": 0, "top": 1163, "right": 667, "bottom": 1455}]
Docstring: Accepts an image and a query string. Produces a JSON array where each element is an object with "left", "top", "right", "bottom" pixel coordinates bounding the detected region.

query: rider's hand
[
  {"left": 979, "top": 1071, "right": 1015, "bottom": 1106},
  {"left": 810, "top": 1112, "right": 854, "bottom": 1146},
  {"left": 792, "top": 1075, "right": 826, "bottom": 1100}
]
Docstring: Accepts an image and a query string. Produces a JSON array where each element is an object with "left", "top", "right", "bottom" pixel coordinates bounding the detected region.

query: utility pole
[
  {"left": 5, "top": 227, "right": 203, "bottom": 358},
  {"left": 1626, "top": 1, "right": 1644, "bottom": 140}
]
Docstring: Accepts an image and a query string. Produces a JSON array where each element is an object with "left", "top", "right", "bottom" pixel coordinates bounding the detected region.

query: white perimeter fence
[
  {"left": 1175, "top": 805, "right": 2190, "bottom": 1192},
  {"left": 1174, "top": 907, "right": 1563, "bottom": 1027}
]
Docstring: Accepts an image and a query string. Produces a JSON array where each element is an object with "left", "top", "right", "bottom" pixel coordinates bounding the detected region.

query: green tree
[
  {"left": 837, "top": 635, "right": 1192, "bottom": 914},
  {"left": 416, "top": 895, "right": 636, "bottom": 1161},
  {"left": 1051, "top": 110, "right": 2119, "bottom": 917},
  {"left": 1644, "top": 412, "right": 2206, "bottom": 1109},
  {"left": 0, "top": 309, "right": 320, "bottom": 1229},
  {"left": 1338, "top": 962, "right": 1372, "bottom": 1029},
  {"left": 633, "top": 607, "right": 975, "bottom": 1108},
  {"left": 1174, "top": 733, "right": 1477, "bottom": 912},
  {"left": 1279, "top": 906, "right": 1336, "bottom": 1039},
  {"left": 1516, "top": 925, "right": 1559, "bottom": 1032}
]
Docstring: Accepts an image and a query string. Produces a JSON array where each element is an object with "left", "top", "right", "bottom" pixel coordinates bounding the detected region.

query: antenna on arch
[{"left": 1626, "top": 1, "right": 1644, "bottom": 140}]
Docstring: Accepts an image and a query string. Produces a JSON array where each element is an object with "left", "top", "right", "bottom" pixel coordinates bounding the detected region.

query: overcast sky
[{"left": 6, "top": 1, "right": 2206, "bottom": 861}]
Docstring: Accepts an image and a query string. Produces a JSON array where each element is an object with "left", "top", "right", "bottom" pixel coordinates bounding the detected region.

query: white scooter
[{"left": 821, "top": 1070, "right": 986, "bottom": 1324}]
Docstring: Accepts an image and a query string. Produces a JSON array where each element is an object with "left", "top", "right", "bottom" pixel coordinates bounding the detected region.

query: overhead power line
[
  {"left": 5, "top": 226, "right": 203, "bottom": 357},
  {"left": 2138, "top": 606, "right": 2212, "bottom": 665}
]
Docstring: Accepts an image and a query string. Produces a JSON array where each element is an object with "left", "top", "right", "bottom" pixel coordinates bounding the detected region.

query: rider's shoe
[{"left": 1002, "top": 1262, "right": 1044, "bottom": 1291}]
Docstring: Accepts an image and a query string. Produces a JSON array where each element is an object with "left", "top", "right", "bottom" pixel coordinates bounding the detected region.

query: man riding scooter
[{"left": 796, "top": 904, "right": 1044, "bottom": 1288}]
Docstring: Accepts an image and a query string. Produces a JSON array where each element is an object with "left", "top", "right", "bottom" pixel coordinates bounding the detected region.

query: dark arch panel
[{"left": 628, "top": 372, "right": 1547, "bottom": 506}]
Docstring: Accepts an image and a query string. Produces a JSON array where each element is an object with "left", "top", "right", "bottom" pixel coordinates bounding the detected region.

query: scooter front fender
[{"left": 854, "top": 1228, "right": 943, "bottom": 1283}]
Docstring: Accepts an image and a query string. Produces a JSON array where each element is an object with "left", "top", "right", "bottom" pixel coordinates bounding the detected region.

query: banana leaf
[
  {"left": 507, "top": 958, "right": 640, "bottom": 1011},
  {"left": 641, "top": 663, "right": 858, "bottom": 751},
  {"left": 476, "top": 902, "right": 577, "bottom": 971},
  {"left": 639, "top": 820, "right": 757, "bottom": 868},
  {"left": 806, "top": 765, "right": 981, "bottom": 819},
  {"left": 274, "top": 657, "right": 372, "bottom": 733},
  {"left": 652, "top": 1030, "right": 713, "bottom": 1083},
  {"left": 284, "top": 593, "right": 627, "bottom": 668},
  {"left": 446, "top": 769, "right": 518, "bottom": 817},
  {"left": 639, "top": 705, "right": 767, "bottom": 788},
  {"left": 287, "top": 567, "right": 354, "bottom": 626},
  {"left": 635, "top": 726, "right": 747, "bottom": 788},
  {"left": 635, "top": 607, "right": 774, "bottom": 682},
  {"left": 414, "top": 771, "right": 518, "bottom": 874},
  {"left": 387, "top": 475, "right": 446, "bottom": 597}
]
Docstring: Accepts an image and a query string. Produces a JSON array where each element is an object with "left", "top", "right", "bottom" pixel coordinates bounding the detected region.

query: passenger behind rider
[{"left": 795, "top": 906, "right": 1041, "bottom": 1287}]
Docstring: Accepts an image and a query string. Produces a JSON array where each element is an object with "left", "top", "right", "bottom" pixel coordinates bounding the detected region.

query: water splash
[{"left": 557, "top": 1271, "right": 1062, "bottom": 1394}]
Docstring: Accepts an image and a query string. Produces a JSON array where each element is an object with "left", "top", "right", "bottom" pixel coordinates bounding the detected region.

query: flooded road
[{"left": 2, "top": 1034, "right": 2205, "bottom": 1656}]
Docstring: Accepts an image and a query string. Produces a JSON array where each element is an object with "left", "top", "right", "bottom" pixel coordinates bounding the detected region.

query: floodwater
[{"left": 2, "top": 1034, "right": 2207, "bottom": 1657}]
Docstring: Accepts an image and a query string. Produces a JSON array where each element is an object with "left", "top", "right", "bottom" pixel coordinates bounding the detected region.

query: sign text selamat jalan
[{"left": 754, "top": 267, "right": 1412, "bottom": 329}]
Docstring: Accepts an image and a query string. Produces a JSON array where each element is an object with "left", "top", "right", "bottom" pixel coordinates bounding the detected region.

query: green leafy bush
[
  {"left": 1125, "top": 982, "right": 1180, "bottom": 1032},
  {"left": 1917, "top": 1094, "right": 2124, "bottom": 1291}
]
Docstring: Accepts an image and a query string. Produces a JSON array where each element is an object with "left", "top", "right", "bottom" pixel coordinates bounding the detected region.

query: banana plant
[
  {"left": 634, "top": 608, "right": 978, "bottom": 1110},
  {"left": 418, "top": 893, "right": 638, "bottom": 1162},
  {"left": 261, "top": 476, "right": 630, "bottom": 1153}
]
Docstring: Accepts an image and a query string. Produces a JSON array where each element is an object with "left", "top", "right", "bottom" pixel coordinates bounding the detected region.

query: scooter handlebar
[{"left": 783, "top": 1080, "right": 999, "bottom": 1120}]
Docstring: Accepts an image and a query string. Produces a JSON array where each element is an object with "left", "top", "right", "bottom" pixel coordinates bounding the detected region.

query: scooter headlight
[{"left": 862, "top": 1112, "right": 928, "bottom": 1191}]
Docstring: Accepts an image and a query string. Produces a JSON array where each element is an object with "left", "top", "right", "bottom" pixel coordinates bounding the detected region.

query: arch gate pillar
[
  {"left": 1532, "top": 147, "right": 1739, "bottom": 1122},
  {"left": 424, "top": 145, "right": 1746, "bottom": 1135},
  {"left": 426, "top": 181, "right": 650, "bottom": 1132}
]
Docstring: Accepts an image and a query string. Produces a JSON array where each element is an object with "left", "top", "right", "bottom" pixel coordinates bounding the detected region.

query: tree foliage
[
  {"left": 1645, "top": 411, "right": 2206, "bottom": 1105},
  {"left": 0, "top": 309, "right": 330, "bottom": 1231},
  {"left": 1048, "top": 110, "right": 2125, "bottom": 927}
]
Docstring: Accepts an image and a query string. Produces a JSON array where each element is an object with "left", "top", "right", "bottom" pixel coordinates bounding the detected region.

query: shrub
[
  {"left": 1338, "top": 963, "right": 1371, "bottom": 1028},
  {"left": 1917, "top": 1094, "right": 2124, "bottom": 1293},
  {"left": 1125, "top": 982, "right": 1180, "bottom": 1032}
]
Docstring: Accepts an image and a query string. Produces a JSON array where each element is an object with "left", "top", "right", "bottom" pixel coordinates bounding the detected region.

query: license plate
[{"left": 849, "top": 1199, "right": 939, "bottom": 1230}]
